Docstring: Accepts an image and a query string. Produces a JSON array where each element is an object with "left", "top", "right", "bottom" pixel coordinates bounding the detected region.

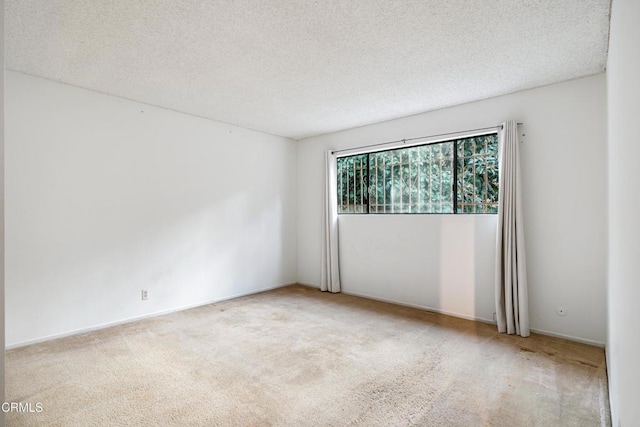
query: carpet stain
[
  {"left": 269, "top": 312, "right": 291, "bottom": 322},
  {"left": 575, "top": 360, "right": 600, "bottom": 369}
]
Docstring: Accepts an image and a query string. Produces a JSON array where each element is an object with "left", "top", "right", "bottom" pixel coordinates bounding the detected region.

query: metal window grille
[
  {"left": 337, "top": 154, "right": 369, "bottom": 214},
  {"left": 368, "top": 143, "right": 453, "bottom": 213},
  {"left": 337, "top": 133, "right": 498, "bottom": 214},
  {"left": 455, "top": 134, "right": 499, "bottom": 213}
]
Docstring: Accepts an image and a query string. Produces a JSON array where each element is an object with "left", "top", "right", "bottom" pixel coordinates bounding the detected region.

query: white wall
[
  {"left": 298, "top": 74, "right": 607, "bottom": 344},
  {"left": 339, "top": 215, "right": 497, "bottom": 322},
  {"left": 606, "top": 0, "right": 640, "bottom": 424},
  {"left": 1, "top": 0, "right": 6, "bottom": 424},
  {"left": 5, "top": 71, "right": 297, "bottom": 347}
]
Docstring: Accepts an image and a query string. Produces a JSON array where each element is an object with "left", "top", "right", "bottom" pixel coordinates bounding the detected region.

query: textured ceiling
[{"left": 6, "top": 0, "right": 611, "bottom": 140}]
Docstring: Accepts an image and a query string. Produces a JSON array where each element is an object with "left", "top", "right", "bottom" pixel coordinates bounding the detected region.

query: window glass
[{"left": 337, "top": 133, "right": 499, "bottom": 215}]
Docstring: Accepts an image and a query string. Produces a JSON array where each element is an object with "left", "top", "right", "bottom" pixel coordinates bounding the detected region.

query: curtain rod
[{"left": 331, "top": 122, "right": 523, "bottom": 155}]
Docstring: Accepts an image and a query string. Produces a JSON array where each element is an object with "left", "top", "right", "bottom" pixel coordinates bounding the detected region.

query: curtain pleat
[
  {"left": 321, "top": 150, "right": 341, "bottom": 293},
  {"left": 495, "top": 121, "right": 529, "bottom": 337}
]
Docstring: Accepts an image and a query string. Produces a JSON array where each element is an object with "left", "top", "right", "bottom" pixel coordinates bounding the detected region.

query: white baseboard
[
  {"left": 340, "top": 289, "right": 605, "bottom": 347},
  {"left": 340, "top": 289, "right": 495, "bottom": 324},
  {"left": 6, "top": 282, "right": 296, "bottom": 350},
  {"left": 294, "top": 282, "right": 320, "bottom": 290},
  {"left": 9, "top": 282, "right": 604, "bottom": 350},
  {"left": 529, "top": 328, "right": 605, "bottom": 348}
]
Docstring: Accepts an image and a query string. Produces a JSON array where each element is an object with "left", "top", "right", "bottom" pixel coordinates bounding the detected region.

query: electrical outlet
[
  {"left": 141, "top": 289, "right": 148, "bottom": 300},
  {"left": 556, "top": 306, "right": 567, "bottom": 317},
  {"left": 493, "top": 312, "right": 497, "bottom": 322}
]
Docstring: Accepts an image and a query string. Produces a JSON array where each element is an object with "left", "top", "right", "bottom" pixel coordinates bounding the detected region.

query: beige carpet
[{"left": 6, "top": 285, "right": 609, "bottom": 426}]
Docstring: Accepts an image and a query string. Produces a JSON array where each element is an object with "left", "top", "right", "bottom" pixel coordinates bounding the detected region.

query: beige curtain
[
  {"left": 495, "top": 121, "right": 529, "bottom": 337},
  {"left": 321, "top": 150, "right": 341, "bottom": 293}
]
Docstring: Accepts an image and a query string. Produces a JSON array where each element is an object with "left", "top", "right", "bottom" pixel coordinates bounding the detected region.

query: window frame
[{"left": 336, "top": 131, "right": 499, "bottom": 215}]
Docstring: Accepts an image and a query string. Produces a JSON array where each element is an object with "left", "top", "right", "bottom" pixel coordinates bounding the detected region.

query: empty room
[{"left": 1, "top": 0, "right": 639, "bottom": 426}]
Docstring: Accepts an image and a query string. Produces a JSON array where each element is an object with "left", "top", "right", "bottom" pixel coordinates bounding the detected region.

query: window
[{"left": 337, "top": 133, "right": 499, "bottom": 214}]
